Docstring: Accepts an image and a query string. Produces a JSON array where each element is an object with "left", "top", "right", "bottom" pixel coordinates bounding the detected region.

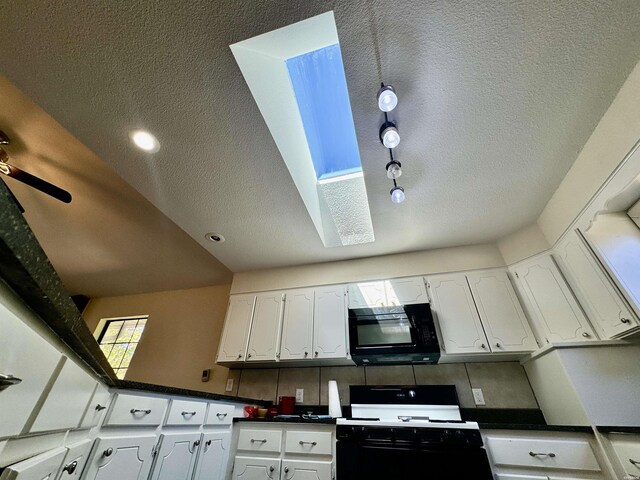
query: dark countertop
[
  {"left": 117, "top": 380, "right": 271, "bottom": 406},
  {"left": 462, "top": 408, "right": 592, "bottom": 433},
  {"left": 234, "top": 416, "right": 337, "bottom": 425},
  {"left": 0, "top": 181, "right": 269, "bottom": 407},
  {"left": 479, "top": 423, "right": 594, "bottom": 433}
]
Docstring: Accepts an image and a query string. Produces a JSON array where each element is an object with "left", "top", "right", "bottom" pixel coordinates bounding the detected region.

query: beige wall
[
  {"left": 497, "top": 223, "right": 551, "bottom": 265},
  {"left": 538, "top": 60, "right": 640, "bottom": 245},
  {"left": 83, "top": 284, "right": 231, "bottom": 394},
  {"left": 231, "top": 243, "right": 505, "bottom": 294}
]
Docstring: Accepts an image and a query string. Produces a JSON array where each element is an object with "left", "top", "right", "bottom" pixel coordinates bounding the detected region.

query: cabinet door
[
  {"left": 82, "top": 435, "right": 156, "bottom": 480},
  {"left": 280, "top": 289, "right": 314, "bottom": 360},
  {"left": 0, "top": 301, "right": 63, "bottom": 438},
  {"left": 511, "top": 255, "right": 596, "bottom": 344},
  {"left": 313, "top": 285, "right": 348, "bottom": 359},
  {"left": 232, "top": 456, "right": 280, "bottom": 480},
  {"left": 56, "top": 439, "right": 93, "bottom": 480},
  {"left": 246, "top": 293, "right": 284, "bottom": 362},
  {"left": 555, "top": 230, "right": 638, "bottom": 338},
  {"left": 78, "top": 383, "right": 111, "bottom": 429},
  {"left": 427, "top": 274, "right": 489, "bottom": 354},
  {"left": 609, "top": 434, "right": 640, "bottom": 479},
  {"left": 29, "top": 357, "right": 97, "bottom": 433},
  {"left": 217, "top": 295, "right": 256, "bottom": 362},
  {"left": 281, "top": 460, "right": 332, "bottom": 480},
  {"left": 347, "top": 282, "right": 386, "bottom": 308},
  {"left": 466, "top": 270, "right": 537, "bottom": 352},
  {"left": 0, "top": 447, "right": 67, "bottom": 480},
  {"left": 385, "top": 277, "right": 429, "bottom": 305},
  {"left": 150, "top": 433, "right": 200, "bottom": 480},
  {"left": 193, "top": 432, "right": 231, "bottom": 480}
]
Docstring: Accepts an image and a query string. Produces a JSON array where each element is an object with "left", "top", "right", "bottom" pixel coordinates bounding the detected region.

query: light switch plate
[
  {"left": 225, "top": 379, "right": 234, "bottom": 392},
  {"left": 472, "top": 388, "right": 485, "bottom": 406},
  {"left": 296, "top": 388, "right": 304, "bottom": 403}
]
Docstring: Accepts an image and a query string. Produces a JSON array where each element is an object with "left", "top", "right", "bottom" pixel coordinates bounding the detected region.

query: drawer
[
  {"left": 165, "top": 399, "right": 207, "bottom": 426},
  {"left": 237, "top": 429, "right": 282, "bottom": 454},
  {"left": 495, "top": 475, "right": 590, "bottom": 480},
  {"left": 205, "top": 403, "right": 235, "bottom": 426},
  {"left": 103, "top": 393, "right": 168, "bottom": 426},
  {"left": 284, "top": 431, "right": 332, "bottom": 456},
  {"left": 609, "top": 434, "right": 640, "bottom": 476},
  {"left": 486, "top": 436, "right": 600, "bottom": 472}
]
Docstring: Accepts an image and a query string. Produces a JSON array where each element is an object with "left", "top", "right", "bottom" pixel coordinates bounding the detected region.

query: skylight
[{"left": 230, "top": 11, "right": 374, "bottom": 248}]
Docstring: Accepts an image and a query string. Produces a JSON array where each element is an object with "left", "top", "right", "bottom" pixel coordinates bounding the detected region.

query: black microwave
[{"left": 348, "top": 303, "right": 440, "bottom": 365}]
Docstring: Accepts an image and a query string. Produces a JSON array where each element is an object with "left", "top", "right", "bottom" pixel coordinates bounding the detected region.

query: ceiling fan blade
[
  {"left": 0, "top": 162, "right": 72, "bottom": 203},
  {"left": 0, "top": 178, "right": 25, "bottom": 213}
]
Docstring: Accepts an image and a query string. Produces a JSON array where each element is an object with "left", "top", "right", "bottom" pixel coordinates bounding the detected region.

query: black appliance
[
  {"left": 336, "top": 385, "right": 493, "bottom": 480},
  {"left": 348, "top": 303, "right": 440, "bottom": 365}
]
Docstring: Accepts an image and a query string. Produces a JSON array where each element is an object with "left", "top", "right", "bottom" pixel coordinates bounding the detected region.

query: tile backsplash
[{"left": 226, "top": 362, "right": 538, "bottom": 409}]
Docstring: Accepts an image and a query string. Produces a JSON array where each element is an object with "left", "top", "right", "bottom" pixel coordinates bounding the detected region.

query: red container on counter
[
  {"left": 267, "top": 407, "right": 278, "bottom": 418},
  {"left": 278, "top": 396, "right": 296, "bottom": 415}
]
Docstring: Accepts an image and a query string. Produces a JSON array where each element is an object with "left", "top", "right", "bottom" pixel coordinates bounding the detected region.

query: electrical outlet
[
  {"left": 472, "top": 388, "right": 485, "bottom": 406},
  {"left": 296, "top": 388, "right": 304, "bottom": 403},
  {"left": 225, "top": 378, "right": 234, "bottom": 392}
]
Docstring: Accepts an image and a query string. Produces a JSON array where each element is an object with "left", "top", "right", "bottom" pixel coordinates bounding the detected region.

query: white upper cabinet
[
  {"left": 313, "top": 285, "right": 348, "bottom": 359},
  {"left": 347, "top": 282, "right": 386, "bottom": 308},
  {"left": 246, "top": 292, "right": 285, "bottom": 362},
  {"left": 29, "top": 357, "right": 97, "bottom": 434},
  {"left": 385, "top": 277, "right": 429, "bottom": 305},
  {"left": 0, "top": 301, "right": 63, "bottom": 438},
  {"left": 510, "top": 255, "right": 596, "bottom": 344},
  {"left": 427, "top": 273, "right": 489, "bottom": 354},
  {"left": 466, "top": 270, "right": 538, "bottom": 352},
  {"left": 555, "top": 229, "right": 639, "bottom": 338},
  {"left": 280, "top": 288, "right": 315, "bottom": 360},
  {"left": 217, "top": 294, "right": 256, "bottom": 362},
  {"left": 348, "top": 277, "right": 428, "bottom": 308},
  {"left": 150, "top": 433, "right": 200, "bottom": 480}
]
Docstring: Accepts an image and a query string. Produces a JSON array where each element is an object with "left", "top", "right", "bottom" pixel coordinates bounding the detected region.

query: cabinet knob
[
  {"left": 621, "top": 318, "right": 631, "bottom": 324},
  {"left": 284, "top": 467, "right": 289, "bottom": 473},
  {"left": 315, "top": 351, "right": 319, "bottom": 357},
  {"left": 206, "top": 440, "right": 212, "bottom": 446},
  {"left": 495, "top": 343, "right": 501, "bottom": 348},
  {"left": 304, "top": 352, "right": 308, "bottom": 357},
  {"left": 193, "top": 440, "right": 200, "bottom": 447},
  {"left": 103, "top": 448, "right": 113, "bottom": 457},
  {"left": 481, "top": 344, "right": 486, "bottom": 349},
  {"left": 63, "top": 461, "right": 78, "bottom": 475},
  {"left": 582, "top": 332, "right": 590, "bottom": 338},
  {"left": 237, "top": 354, "right": 242, "bottom": 359},
  {"left": 269, "top": 466, "right": 275, "bottom": 472},
  {"left": 247, "top": 353, "right": 252, "bottom": 358}
]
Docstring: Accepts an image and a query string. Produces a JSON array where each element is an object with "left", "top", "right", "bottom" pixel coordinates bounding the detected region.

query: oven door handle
[{"left": 398, "top": 416, "right": 430, "bottom": 422}]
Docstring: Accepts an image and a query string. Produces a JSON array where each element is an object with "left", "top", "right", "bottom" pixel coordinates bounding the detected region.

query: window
[{"left": 97, "top": 316, "right": 147, "bottom": 379}]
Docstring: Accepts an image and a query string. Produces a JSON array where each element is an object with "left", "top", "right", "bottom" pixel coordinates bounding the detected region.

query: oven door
[{"left": 337, "top": 439, "right": 493, "bottom": 479}]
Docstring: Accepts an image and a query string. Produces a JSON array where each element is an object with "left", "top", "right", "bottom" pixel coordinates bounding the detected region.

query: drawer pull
[
  {"left": 103, "top": 448, "right": 113, "bottom": 457},
  {"left": 299, "top": 441, "right": 317, "bottom": 446},
  {"left": 630, "top": 458, "right": 640, "bottom": 467},
  {"left": 130, "top": 408, "right": 151, "bottom": 415},
  {"left": 624, "top": 475, "right": 640, "bottom": 480},
  {"left": 251, "top": 438, "right": 267, "bottom": 444},
  {"left": 216, "top": 413, "right": 228, "bottom": 419},
  {"left": 621, "top": 318, "right": 631, "bottom": 324},
  {"left": 63, "top": 460, "right": 78, "bottom": 475},
  {"left": 529, "top": 451, "right": 556, "bottom": 458},
  {"left": 206, "top": 440, "right": 212, "bottom": 446},
  {"left": 182, "top": 411, "right": 197, "bottom": 416},
  {"left": 0, "top": 373, "right": 22, "bottom": 392}
]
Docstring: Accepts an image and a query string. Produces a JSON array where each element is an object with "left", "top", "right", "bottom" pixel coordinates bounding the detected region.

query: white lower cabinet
[
  {"left": 510, "top": 255, "right": 596, "bottom": 344},
  {"left": 0, "top": 301, "right": 63, "bottom": 438},
  {"left": 150, "top": 432, "right": 200, "bottom": 480},
  {"left": 281, "top": 460, "right": 332, "bottom": 480},
  {"left": 82, "top": 435, "right": 156, "bottom": 480},
  {"left": 193, "top": 432, "right": 231, "bottom": 480},
  {"left": 56, "top": 439, "right": 92, "bottom": 480},
  {"left": 232, "top": 456, "right": 281, "bottom": 480},
  {"left": 0, "top": 447, "right": 67, "bottom": 480},
  {"left": 29, "top": 358, "right": 97, "bottom": 434},
  {"left": 78, "top": 383, "right": 112, "bottom": 429},
  {"left": 607, "top": 433, "right": 640, "bottom": 480}
]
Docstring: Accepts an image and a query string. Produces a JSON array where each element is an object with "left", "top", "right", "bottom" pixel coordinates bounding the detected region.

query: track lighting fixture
[{"left": 377, "top": 84, "right": 406, "bottom": 203}]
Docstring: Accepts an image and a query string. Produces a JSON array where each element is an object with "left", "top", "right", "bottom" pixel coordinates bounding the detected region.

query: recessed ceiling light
[
  {"left": 130, "top": 130, "right": 160, "bottom": 153},
  {"left": 205, "top": 232, "right": 225, "bottom": 243}
]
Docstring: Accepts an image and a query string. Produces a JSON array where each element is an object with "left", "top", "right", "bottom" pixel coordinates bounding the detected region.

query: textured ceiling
[
  {"left": 0, "top": 75, "right": 232, "bottom": 297},
  {"left": 1, "top": 0, "right": 639, "bottom": 274}
]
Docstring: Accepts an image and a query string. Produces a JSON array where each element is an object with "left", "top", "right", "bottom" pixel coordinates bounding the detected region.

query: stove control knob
[{"left": 408, "top": 390, "right": 416, "bottom": 398}]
